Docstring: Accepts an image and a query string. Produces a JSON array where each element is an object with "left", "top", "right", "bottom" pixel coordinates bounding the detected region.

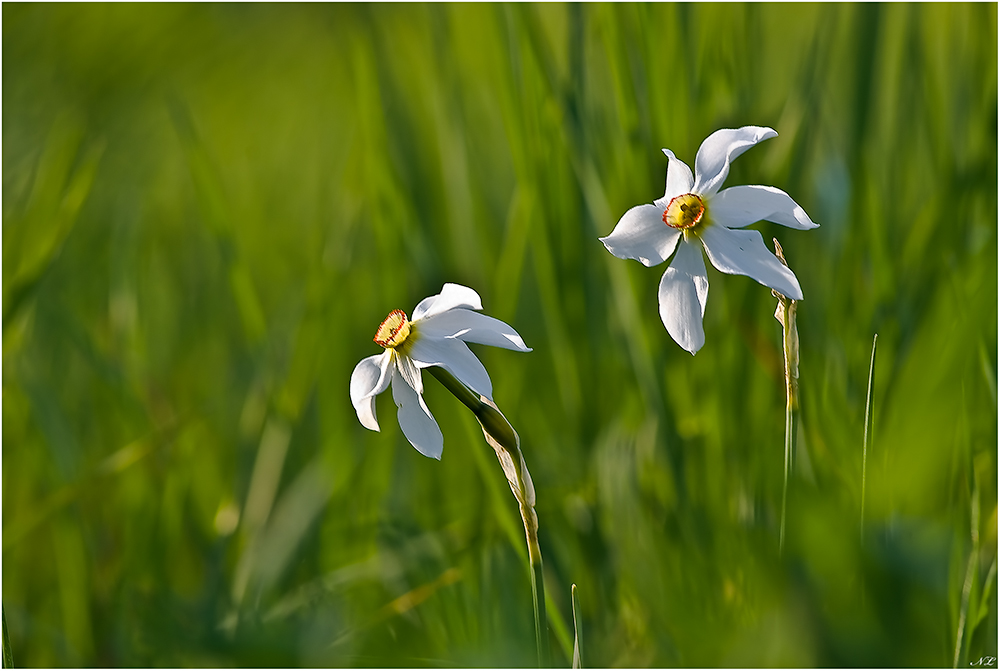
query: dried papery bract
[{"left": 772, "top": 239, "right": 800, "bottom": 410}]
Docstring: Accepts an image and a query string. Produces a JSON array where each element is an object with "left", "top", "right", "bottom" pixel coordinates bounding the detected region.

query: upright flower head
[
  {"left": 350, "top": 283, "right": 531, "bottom": 459},
  {"left": 600, "top": 126, "right": 818, "bottom": 354}
]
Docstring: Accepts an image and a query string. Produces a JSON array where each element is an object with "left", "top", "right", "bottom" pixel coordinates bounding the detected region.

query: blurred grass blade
[
  {"left": 861, "top": 333, "right": 878, "bottom": 540},
  {"left": 571, "top": 584, "right": 582, "bottom": 669},
  {"left": 543, "top": 588, "right": 573, "bottom": 666},
  {"left": 2, "top": 604, "right": 12, "bottom": 668},
  {"left": 3, "top": 431, "right": 163, "bottom": 552},
  {"left": 168, "top": 98, "right": 267, "bottom": 346},
  {"left": 3, "top": 119, "right": 103, "bottom": 331},
  {"left": 953, "top": 465, "right": 981, "bottom": 667},
  {"left": 972, "top": 557, "right": 997, "bottom": 641},
  {"left": 327, "top": 567, "right": 463, "bottom": 650}
]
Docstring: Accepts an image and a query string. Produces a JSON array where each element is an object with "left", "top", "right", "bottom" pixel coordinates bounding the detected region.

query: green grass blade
[
  {"left": 861, "top": 333, "right": 878, "bottom": 540},
  {"left": 571, "top": 584, "right": 583, "bottom": 669},
  {"left": 2, "top": 604, "right": 12, "bottom": 668}
]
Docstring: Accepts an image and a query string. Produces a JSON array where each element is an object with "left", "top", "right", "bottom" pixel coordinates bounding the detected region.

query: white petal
[
  {"left": 700, "top": 225, "right": 803, "bottom": 300},
  {"left": 391, "top": 366, "right": 444, "bottom": 459},
  {"left": 407, "top": 336, "right": 494, "bottom": 399},
  {"left": 693, "top": 126, "right": 777, "bottom": 197},
  {"left": 657, "top": 239, "right": 709, "bottom": 355},
  {"left": 599, "top": 204, "right": 682, "bottom": 268},
  {"left": 417, "top": 308, "right": 531, "bottom": 352},
  {"left": 658, "top": 148, "right": 695, "bottom": 203},
  {"left": 350, "top": 352, "right": 393, "bottom": 431},
  {"left": 412, "top": 283, "right": 483, "bottom": 321},
  {"left": 710, "top": 185, "right": 819, "bottom": 230},
  {"left": 394, "top": 351, "right": 423, "bottom": 395}
]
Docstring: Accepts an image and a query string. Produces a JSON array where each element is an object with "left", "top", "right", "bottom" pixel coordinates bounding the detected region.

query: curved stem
[
  {"left": 773, "top": 239, "right": 799, "bottom": 555},
  {"left": 427, "top": 366, "right": 518, "bottom": 451},
  {"left": 427, "top": 366, "right": 548, "bottom": 666}
]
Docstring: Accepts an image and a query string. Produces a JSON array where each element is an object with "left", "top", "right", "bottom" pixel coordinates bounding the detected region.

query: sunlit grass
[{"left": 3, "top": 3, "right": 997, "bottom": 666}]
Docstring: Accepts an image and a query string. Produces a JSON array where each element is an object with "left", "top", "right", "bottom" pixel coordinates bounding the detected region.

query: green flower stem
[
  {"left": 528, "top": 530, "right": 549, "bottom": 667},
  {"left": 427, "top": 366, "right": 518, "bottom": 451},
  {"left": 778, "top": 300, "right": 798, "bottom": 555},
  {"left": 427, "top": 366, "right": 549, "bottom": 667},
  {"left": 773, "top": 239, "right": 799, "bottom": 555},
  {"left": 780, "top": 381, "right": 798, "bottom": 555}
]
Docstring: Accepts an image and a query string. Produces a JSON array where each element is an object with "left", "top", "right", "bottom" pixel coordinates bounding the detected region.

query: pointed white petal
[
  {"left": 417, "top": 309, "right": 531, "bottom": 352},
  {"left": 657, "top": 239, "right": 709, "bottom": 355},
  {"left": 394, "top": 351, "right": 423, "bottom": 395},
  {"left": 412, "top": 283, "right": 483, "bottom": 321},
  {"left": 658, "top": 148, "right": 695, "bottom": 203},
  {"left": 599, "top": 204, "right": 682, "bottom": 268},
  {"left": 408, "top": 336, "right": 494, "bottom": 400},
  {"left": 700, "top": 225, "right": 803, "bottom": 300},
  {"left": 391, "top": 366, "right": 444, "bottom": 459},
  {"left": 710, "top": 185, "right": 818, "bottom": 230},
  {"left": 350, "top": 352, "right": 393, "bottom": 431},
  {"left": 693, "top": 126, "right": 777, "bottom": 196}
]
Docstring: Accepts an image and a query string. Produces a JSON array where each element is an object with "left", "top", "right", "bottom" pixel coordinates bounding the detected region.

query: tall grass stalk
[
  {"left": 427, "top": 366, "right": 549, "bottom": 667},
  {"left": 772, "top": 239, "right": 799, "bottom": 555},
  {"left": 861, "top": 334, "right": 878, "bottom": 540}
]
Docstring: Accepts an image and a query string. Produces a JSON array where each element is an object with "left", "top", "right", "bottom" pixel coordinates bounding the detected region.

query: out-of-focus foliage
[{"left": 3, "top": 3, "right": 996, "bottom": 666}]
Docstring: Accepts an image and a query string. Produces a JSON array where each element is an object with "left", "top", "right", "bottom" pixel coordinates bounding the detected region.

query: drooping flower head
[
  {"left": 350, "top": 283, "right": 531, "bottom": 459},
  {"left": 600, "top": 126, "right": 818, "bottom": 354}
]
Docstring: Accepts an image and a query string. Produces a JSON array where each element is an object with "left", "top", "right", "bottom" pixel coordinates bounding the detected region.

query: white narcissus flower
[
  {"left": 600, "top": 126, "right": 819, "bottom": 354},
  {"left": 350, "top": 283, "right": 531, "bottom": 459}
]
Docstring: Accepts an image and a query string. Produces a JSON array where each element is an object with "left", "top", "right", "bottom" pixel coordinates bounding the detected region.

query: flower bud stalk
[
  {"left": 773, "top": 238, "right": 800, "bottom": 555},
  {"left": 426, "top": 365, "right": 549, "bottom": 666}
]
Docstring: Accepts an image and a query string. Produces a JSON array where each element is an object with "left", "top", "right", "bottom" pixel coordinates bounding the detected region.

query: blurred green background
[{"left": 3, "top": 2, "right": 997, "bottom": 667}]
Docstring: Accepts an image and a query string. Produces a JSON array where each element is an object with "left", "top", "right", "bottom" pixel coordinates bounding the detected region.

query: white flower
[
  {"left": 350, "top": 283, "right": 531, "bottom": 459},
  {"left": 600, "top": 126, "right": 819, "bottom": 354}
]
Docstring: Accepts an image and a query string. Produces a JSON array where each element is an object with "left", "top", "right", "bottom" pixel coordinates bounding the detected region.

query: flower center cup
[
  {"left": 374, "top": 309, "right": 412, "bottom": 349},
  {"left": 663, "top": 193, "right": 706, "bottom": 231}
]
